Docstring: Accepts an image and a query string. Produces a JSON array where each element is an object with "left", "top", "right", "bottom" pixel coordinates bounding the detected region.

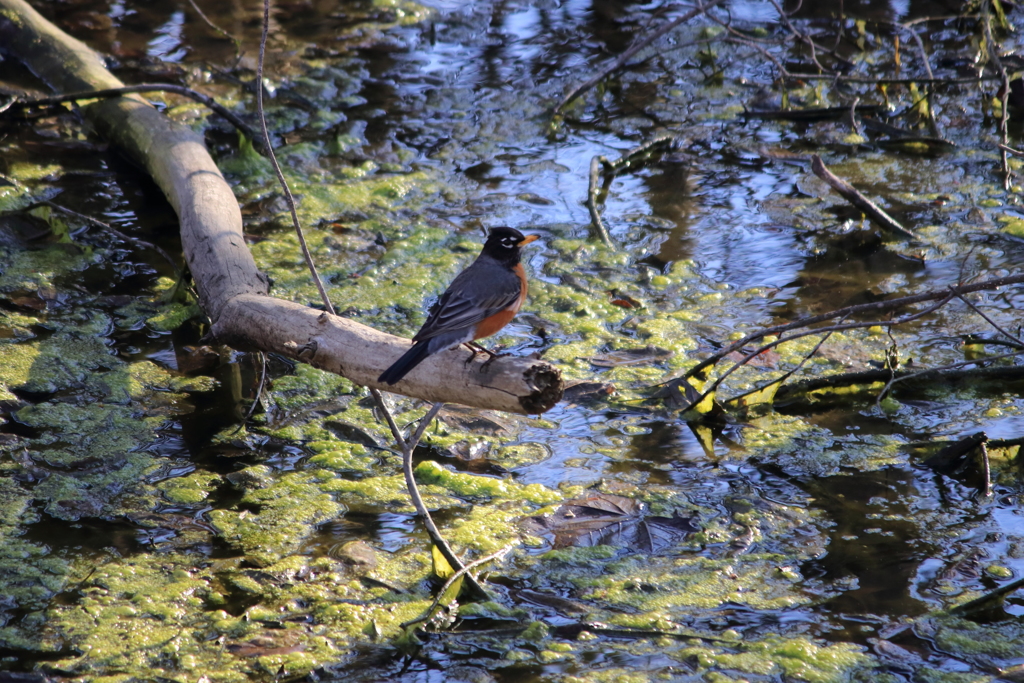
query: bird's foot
[
  {"left": 463, "top": 342, "right": 482, "bottom": 366},
  {"left": 464, "top": 342, "right": 504, "bottom": 371}
]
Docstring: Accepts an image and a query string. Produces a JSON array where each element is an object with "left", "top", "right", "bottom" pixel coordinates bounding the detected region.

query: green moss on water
[
  {"left": 0, "top": 241, "right": 97, "bottom": 295},
  {"left": 208, "top": 467, "right": 343, "bottom": 564},
  {"left": 322, "top": 472, "right": 460, "bottom": 511},
  {"left": 158, "top": 471, "right": 223, "bottom": 504},
  {"left": 414, "top": 460, "right": 561, "bottom": 504},
  {"left": 681, "top": 636, "right": 873, "bottom": 682},
  {"left": 0, "top": 181, "right": 36, "bottom": 212},
  {"left": 46, "top": 555, "right": 251, "bottom": 682},
  {"left": 307, "top": 441, "right": 377, "bottom": 474},
  {"left": 998, "top": 213, "right": 1024, "bottom": 237},
  {"left": 7, "top": 162, "right": 62, "bottom": 182},
  {"left": 574, "top": 555, "right": 810, "bottom": 612}
]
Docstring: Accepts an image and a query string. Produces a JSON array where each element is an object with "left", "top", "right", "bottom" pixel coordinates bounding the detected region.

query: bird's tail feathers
[{"left": 377, "top": 342, "right": 432, "bottom": 385}]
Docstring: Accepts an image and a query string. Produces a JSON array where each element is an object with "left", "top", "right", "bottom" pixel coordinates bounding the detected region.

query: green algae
[
  {"left": 681, "top": 636, "right": 874, "bottom": 682},
  {"left": 322, "top": 472, "right": 460, "bottom": 512},
  {"left": 209, "top": 467, "right": 344, "bottom": 564},
  {"left": 574, "top": 554, "right": 813, "bottom": 612},
  {"left": 306, "top": 441, "right": 378, "bottom": 474},
  {"left": 0, "top": 241, "right": 98, "bottom": 295},
  {"left": 414, "top": 460, "right": 561, "bottom": 505},
  {"left": 158, "top": 471, "right": 223, "bottom": 505}
]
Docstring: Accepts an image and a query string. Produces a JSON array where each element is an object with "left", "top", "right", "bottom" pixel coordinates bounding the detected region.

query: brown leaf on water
[
  {"left": 589, "top": 345, "right": 673, "bottom": 368},
  {"left": 607, "top": 289, "right": 644, "bottom": 309},
  {"left": 562, "top": 382, "right": 616, "bottom": 407},
  {"left": 522, "top": 493, "right": 697, "bottom": 552},
  {"left": 437, "top": 406, "right": 513, "bottom": 435},
  {"left": 227, "top": 632, "right": 304, "bottom": 658},
  {"left": 725, "top": 347, "right": 780, "bottom": 368}
]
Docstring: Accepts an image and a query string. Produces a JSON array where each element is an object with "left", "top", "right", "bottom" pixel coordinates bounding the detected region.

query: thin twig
[
  {"left": 185, "top": 0, "right": 240, "bottom": 45},
  {"left": 257, "top": 0, "right": 335, "bottom": 315},
  {"left": 811, "top": 154, "right": 916, "bottom": 238},
  {"left": 765, "top": 0, "right": 832, "bottom": 72},
  {"left": 600, "top": 133, "right": 678, "bottom": 175},
  {"left": 948, "top": 574, "right": 1024, "bottom": 616},
  {"left": 888, "top": 348, "right": 1024, "bottom": 388},
  {"left": 980, "top": 441, "right": 992, "bottom": 497},
  {"left": 4, "top": 84, "right": 261, "bottom": 151},
  {"left": 952, "top": 288, "right": 1024, "bottom": 347},
  {"left": 586, "top": 156, "right": 614, "bottom": 247},
  {"left": 787, "top": 73, "right": 1000, "bottom": 85},
  {"left": 400, "top": 545, "right": 513, "bottom": 630},
  {"left": 685, "top": 272, "right": 1024, "bottom": 379},
  {"left": 725, "top": 325, "right": 840, "bottom": 407},
  {"left": 687, "top": 298, "right": 949, "bottom": 412},
  {"left": 584, "top": 134, "right": 679, "bottom": 248},
  {"left": 722, "top": 35, "right": 789, "bottom": 77},
  {"left": 901, "top": 23, "right": 941, "bottom": 139},
  {"left": 998, "top": 143, "right": 1024, "bottom": 157},
  {"left": 555, "top": 0, "right": 728, "bottom": 114},
  {"left": 41, "top": 200, "right": 181, "bottom": 275},
  {"left": 369, "top": 390, "right": 490, "bottom": 600},
  {"left": 982, "top": 0, "right": 1012, "bottom": 190}
]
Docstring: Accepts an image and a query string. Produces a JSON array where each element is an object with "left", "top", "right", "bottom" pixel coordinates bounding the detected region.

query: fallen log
[{"left": 0, "top": 0, "right": 561, "bottom": 414}]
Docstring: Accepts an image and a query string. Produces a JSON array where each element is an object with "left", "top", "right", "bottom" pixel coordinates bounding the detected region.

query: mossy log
[{"left": 0, "top": 0, "right": 562, "bottom": 414}]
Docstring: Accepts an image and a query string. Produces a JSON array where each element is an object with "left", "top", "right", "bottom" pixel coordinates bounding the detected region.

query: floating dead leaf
[
  {"left": 323, "top": 420, "right": 386, "bottom": 450},
  {"left": 516, "top": 311, "right": 565, "bottom": 337},
  {"left": 589, "top": 345, "right": 673, "bottom": 368},
  {"left": 437, "top": 406, "right": 512, "bottom": 435},
  {"left": 562, "top": 382, "right": 616, "bottom": 406},
  {"left": 332, "top": 540, "right": 378, "bottom": 571},
  {"left": 607, "top": 289, "right": 644, "bottom": 309},
  {"left": 522, "top": 493, "right": 697, "bottom": 552},
  {"left": 8, "top": 292, "right": 47, "bottom": 311},
  {"left": 227, "top": 632, "right": 304, "bottom": 658},
  {"left": 127, "top": 512, "right": 216, "bottom": 534},
  {"left": 177, "top": 345, "right": 221, "bottom": 374},
  {"left": 0, "top": 212, "right": 53, "bottom": 247},
  {"left": 725, "top": 347, "right": 780, "bottom": 368},
  {"left": 516, "top": 589, "right": 590, "bottom": 615},
  {"left": 446, "top": 439, "right": 493, "bottom": 465},
  {"left": 648, "top": 377, "right": 723, "bottom": 419}
]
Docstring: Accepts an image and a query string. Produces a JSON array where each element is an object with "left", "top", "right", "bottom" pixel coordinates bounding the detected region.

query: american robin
[{"left": 377, "top": 227, "right": 539, "bottom": 385}]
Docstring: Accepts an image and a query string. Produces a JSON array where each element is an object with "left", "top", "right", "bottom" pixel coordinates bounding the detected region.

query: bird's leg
[
  {"left": 463, "top": 341, "right": 502, "bottom": 370},
  {"left": 462, "top": 342, "right": 483, "bottom": 366},
  {"left": 475, "top": 343, "right": 507, "bottom": 372}
]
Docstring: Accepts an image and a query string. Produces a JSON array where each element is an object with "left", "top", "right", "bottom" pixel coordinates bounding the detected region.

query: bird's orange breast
[{"left": 471, "top": 263, "right": 528, "bottom": 340}]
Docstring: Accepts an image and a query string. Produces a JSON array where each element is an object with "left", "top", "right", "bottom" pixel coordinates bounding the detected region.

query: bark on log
[{"left": 0, "top": 0, "right": 562, "bottom": 414}]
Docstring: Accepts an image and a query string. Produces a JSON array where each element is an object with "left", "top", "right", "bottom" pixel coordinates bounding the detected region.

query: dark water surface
[{"left": 3, "top": 0, "right": 1024, "bottom": 680}]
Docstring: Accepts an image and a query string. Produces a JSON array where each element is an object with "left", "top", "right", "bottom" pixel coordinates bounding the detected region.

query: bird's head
[{"left": 482, "top": 227, "right": 538, "bottom": 264}]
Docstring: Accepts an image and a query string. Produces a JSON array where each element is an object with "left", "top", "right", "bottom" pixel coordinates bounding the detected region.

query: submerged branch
[
  {"left": 687, "top": 273, "right": 1024, "bottom": 381},
  {"left": 810, "top": 155, "right": 916, "bottom": 238},
  {"left": 554, "top": 0, "right": 727, "bottom": 114},
  {"left": 2, "top": 84, "right": 263, "bottom": 152},
  {"left": 586, "top": 157, "right": 614, "bottom": 247}
]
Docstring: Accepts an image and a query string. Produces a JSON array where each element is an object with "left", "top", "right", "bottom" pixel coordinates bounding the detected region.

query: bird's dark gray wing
[{"left": 412, "top": 257, "right": 522, "bottom": 342}]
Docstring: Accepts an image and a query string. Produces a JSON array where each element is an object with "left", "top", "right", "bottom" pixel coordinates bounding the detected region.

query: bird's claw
[
  {"left": 480, "top": 351, "right": 505, "bottom": 373},
  {"left": 463, "top": 342, "right": 503, "bottom": 371}
]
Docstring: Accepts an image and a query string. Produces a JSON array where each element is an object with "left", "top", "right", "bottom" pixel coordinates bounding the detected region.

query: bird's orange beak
[{"left": 518, "top": 234, "right": 539, "bottom": 246}]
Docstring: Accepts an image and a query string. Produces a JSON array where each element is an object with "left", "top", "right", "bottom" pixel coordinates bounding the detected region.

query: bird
[{"left": 377, "top": 227, "right": 539, "bottom": 385}]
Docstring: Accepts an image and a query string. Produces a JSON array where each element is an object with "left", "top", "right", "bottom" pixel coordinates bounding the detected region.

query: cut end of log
[{"left": 520, "top": 363, "right": 563, "bottom": 414}]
